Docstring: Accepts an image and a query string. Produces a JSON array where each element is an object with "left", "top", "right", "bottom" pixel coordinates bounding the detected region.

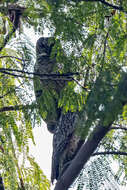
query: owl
[
  {"left": 34, "top": 37, "right": 83, "bottom": 183},
  {"left": 34, "top": 37, "right": 63, "bottom": 133},
  {"left": 51, "top": 111, "right": 84, "bottom": 183}
]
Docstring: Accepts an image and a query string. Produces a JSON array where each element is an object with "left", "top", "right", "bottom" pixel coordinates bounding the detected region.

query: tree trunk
[{"left": 54, "top": 124, "right": 111, "bottom": 190}]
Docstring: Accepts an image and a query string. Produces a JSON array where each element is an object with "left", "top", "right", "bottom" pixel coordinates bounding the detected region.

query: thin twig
[
  {"left": 0, "top": 55, "right": 29, "bottom": 61},
  {"left": 0, "top": 27, "right": 16, "bottom": 52},
  {"left": 0, "top": 104, "right": 37, "bottom": 112},
  {"left": 0, "top": 70, "right": 33, "bottom": 79},
  {"left": 0, "top": 70, "right": 74, "bottom": 80},
  {"left": 92, "top": 151, "right": 127, "bottom": 156},
  {"left": 0, "top": 68, "right": 79, "bottom": 76},
  {"left": 0, "top": 68, "right": 79, "bottom": 80},
  {"left": 111, "top": 127, "right": 127, "bottom": 131},
  {"left": 99, "top": 28, "right": 110, "bottom": 73},
  {"left": 103, "top": 30, "right": 109, "bottom": 59},
  {"left": 72, "top": 77, "right": 88, "bottom": 90},
  {"left": 0, "top": 81, "right": 26, "bottom": 99}
]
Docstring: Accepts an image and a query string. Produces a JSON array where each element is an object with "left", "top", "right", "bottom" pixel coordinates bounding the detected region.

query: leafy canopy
[{"left": 0, "top": 0, "right": 127, "bottom": 189}]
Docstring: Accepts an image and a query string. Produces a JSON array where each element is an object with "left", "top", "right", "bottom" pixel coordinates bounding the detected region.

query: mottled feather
[{"left": 34, "top": 37, "right": 83, "bottom": 184}]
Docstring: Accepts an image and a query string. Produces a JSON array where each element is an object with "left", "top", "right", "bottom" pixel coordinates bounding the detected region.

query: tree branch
[
  {"left": 71, "top": 77, "right": 88, "bottom": 90},
  {"left": 92, "top": 151, "right": 127, "bottom": 156},
  {"left": 83, "top": 0, "right": 127, "bottom": 13},
  {"left": 0, "top": 69, "right": 33, "bottom": 79},
  {"left": 0, "top": 67, "right": 79, "bottom": 80},
  {"left": 54, "top": 73, "right": 127, "bottom": 190},
  {"left": 54, "top": 124, "right": 111, "bottom": 190},
  {"left": 0, "top": 104, "right": 36, "bottom": 112},
  {"left": 111, "top": 126, "right": 127, "bottom": 131},
  {"left": 0, "top": 68, "right": 86, "bottom": 91}
]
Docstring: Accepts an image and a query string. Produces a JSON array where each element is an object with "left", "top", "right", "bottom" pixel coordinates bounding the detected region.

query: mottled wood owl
[
  {"left": 34, "top": 37, "right": 63, "bottom": 133},
  {"left": 34, "top": 37, "right": 83, "bottom": 184}
]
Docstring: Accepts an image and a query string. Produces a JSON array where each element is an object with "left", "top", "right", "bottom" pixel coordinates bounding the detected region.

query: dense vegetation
[{"left": 0, "top": 0, "right": 127, "bottom": 189}]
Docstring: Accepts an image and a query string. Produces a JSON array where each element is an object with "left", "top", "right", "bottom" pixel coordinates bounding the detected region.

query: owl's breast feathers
[{"left": 51, "top": 112, "right": 84, "bottom": 183}]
